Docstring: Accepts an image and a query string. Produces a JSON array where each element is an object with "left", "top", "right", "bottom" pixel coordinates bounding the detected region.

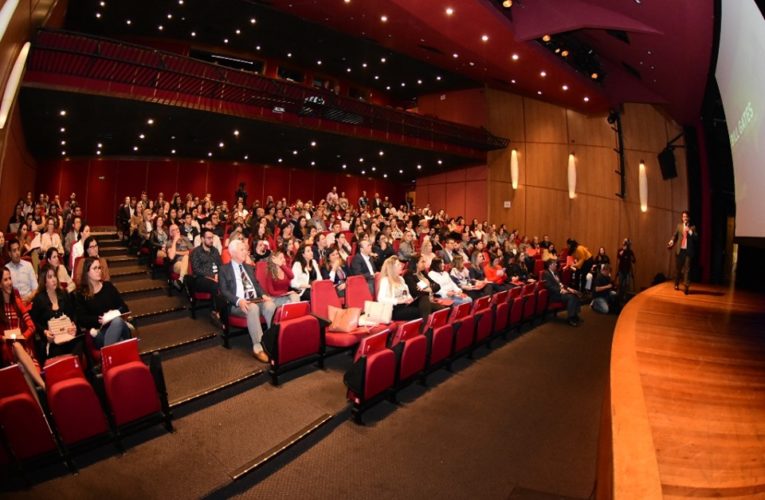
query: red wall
[
  {"left": 415, "top": 165, "right": 488, "bottom": 221},
  {"left": 36, "top": 158, "right": 407, "bottom": 226},
  {"left": 416, "top": 89, "right": 488, "bottom": 128}
]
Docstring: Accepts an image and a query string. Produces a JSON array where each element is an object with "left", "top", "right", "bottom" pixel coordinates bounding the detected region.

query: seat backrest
[
  {"left": 390, "top": 318, "right": 423, "bottom": 347},
  {"left": 0, "top": 364, "right": 31, "bottom": 399},
  {"left": 345, "top": 275, "right": 374, "bottom": 308},
  {"left": 491, "top": 290, "right": 509, "bottom": 306},
  {"left": 472, "top": 296, "right": 492, "bottom": 314},
  {"left": 255, "top": 260, "right": 268, "bottom": 286},
  {"left": 509, "top": 286, "right": 522, "bottom": 300},
  {"left": 426, "top": 307, "right": 450, "bottom": 330},
  {"left": 533, "top": 259, "right": 545, "bottom": 275},
  {"left": 523, "top": 283, "right": 536, "bottom": 296},
  {"left": 310, "top": 279, "right": 342, "bottom": 319},
  {"left": 536, "top": 288, "right": 549, "bottom": 312},
  {"left": 354, "top": 329, "right": 390, "bottom": 362},
  {"left": 274, "top": 301, "right": 310, "bottom": 324},
  {"left": 43, "top": 355, "right": 84, "bottom": 385},
  {"left": 374, "top": 272, "right": 381, "bottom": 298},
  {"left": 448, "top": 302, "right": 472, "bottom": 322},
  {"left": 101, "top": 338, "right": 141, "bottom": 374},
  {"left": 187, "top": 247, "right": 197, "bottom": 275}
]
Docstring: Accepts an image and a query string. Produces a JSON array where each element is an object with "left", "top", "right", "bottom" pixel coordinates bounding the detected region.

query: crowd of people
[{"left": 1, "top": 184, "right": 637, "bottom": 381}]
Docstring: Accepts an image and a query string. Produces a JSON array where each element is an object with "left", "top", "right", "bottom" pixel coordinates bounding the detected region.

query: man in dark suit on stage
[
  {"left": 667, "top": 210, "right": 698, "bottom": 295},
  {"left": 349, "top": 240, "right": 377, "bottom": 296},
  {"left": 219, "top": 239, "right": 275, "bottom": 362}
]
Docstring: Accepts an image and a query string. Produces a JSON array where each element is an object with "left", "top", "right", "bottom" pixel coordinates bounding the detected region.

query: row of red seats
[{"left": 0, "top": 339, "right": 172, "bottom": 481}]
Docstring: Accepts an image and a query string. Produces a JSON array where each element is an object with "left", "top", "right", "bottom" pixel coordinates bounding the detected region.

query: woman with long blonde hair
[{"left": 377, "top": 255, "right": 421, "bottom": 321}]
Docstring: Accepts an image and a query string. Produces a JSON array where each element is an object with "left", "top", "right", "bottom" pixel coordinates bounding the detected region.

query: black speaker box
[{"left": 658, "top": 147, "right": 677, "bottom": 180}]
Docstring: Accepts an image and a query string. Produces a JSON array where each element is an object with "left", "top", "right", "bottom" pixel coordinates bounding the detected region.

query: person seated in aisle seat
[
  {"left": 484, "top": 254, "right": 509, "bottom": 291},
  {"left": 166, "top": 224, "right": 192, "bottom": 286},
  {"left": 428, "top": 258, "right": 472, "bottom": 305},
  {"left": 74, "top": 257, "right": 132, "bottom": 348},
  {"left": 450, "top": 254, "right": 491, "bottom": 299},
  {"left": 591, "top": 264, "right": 618, "bottom": 314},
  {"left": 190, "top": 228, "right": 222, "bottom": 301},
  {"left": 73, "top": 236, "right": 111, "bottom": 286},
  {"left": 0, "top": 267, "right": 44, "bottom": 387},
  {"left": 376, "top": 255, "right": 421, "bottom": 321},
  {"left": 349, "top": 239, "right": 377, "bottom": 297},
  {"left": 31, "top": 264, "right": 81, "bottom": 362},
  {"left": 290, "top": 244, "right": 321, "bottom": 301},
  {"left": 5, "top": 239, "right": 37, "bottom": 304},
  {"left": 137, "top": 208, "right": 154, "bottom": 246},
  {"left": 542, "top": 259, "right": 583, "bottom": 327},
  {"left": 219, "top": 239, "right": 274, "bottom": 363}
]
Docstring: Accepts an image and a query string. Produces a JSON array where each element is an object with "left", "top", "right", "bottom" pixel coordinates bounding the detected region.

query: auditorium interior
[{"left": 1, "top": 0, "right": 764, "bottom": 498}]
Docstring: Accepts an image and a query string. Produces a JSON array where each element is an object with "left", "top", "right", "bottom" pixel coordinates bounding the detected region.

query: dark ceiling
[{"left": 19, "top": 0, "right": 716, "bottom": 182}]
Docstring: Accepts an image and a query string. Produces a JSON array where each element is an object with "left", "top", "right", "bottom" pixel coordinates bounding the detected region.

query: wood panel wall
[
  {"left": 414, "top": 88, "right": 689, "bottom": 291},
  {"left": 36, "top": 158, "right": 407, "bottom": 226}
]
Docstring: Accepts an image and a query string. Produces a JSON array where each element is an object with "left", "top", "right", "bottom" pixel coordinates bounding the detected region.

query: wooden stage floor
[{"left": 606, "top": 281, "right": 765, "bottom": 499}]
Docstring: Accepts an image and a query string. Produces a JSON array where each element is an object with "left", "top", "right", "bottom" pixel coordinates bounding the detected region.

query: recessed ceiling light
[
  {"left": 59, "top": 110, "right": 67, "bottom": 116},
  {"left": 97, "top": 143, "right": 103, "bottom": 148},
  {"left": 147, "top": 118, "right": 154, "bottom": 125},
  {"left": 310, "top": 141, "right": 317, "bottom": 147},
  {"left": 190, "top": 31, "right": 196, "bottom": 37},
  {"left": 139, "top": 133, "right": 145, "bottom": 139},
  {"left": 99, "top": 0, "right": 105, "bottom": 5},
  {"left": 167, "top": 13, "right": 172, "bottom": 19},
  {"left": 344, "top": 0, "right": 351, "bottom": 3},
  {"left": 371, "top": 167, "right": 376, "bottom": 171},
  {"left": 278, "top": 158, "right": 283, "bottom": 163},
  {"left": 96, "top": 150, "right": 101, "bottom": 155},
  {"left": 250, "top": 18, "right": 256, "bottom": 24},
  {"left": 481, "top": 34, "right": 489, "bottom": 42},
  {"left": 380, "top": 57, "right": 387, "bottom": 63},
  {"left": 171, "top": 149, "right": 176, "bottom": 154},
  {"left": 537, "top": 91, "right": 542, "bottom": 95},
  {"left": 347, "top": 68, "right": 352, "bottom": 73},
  {"left": 374, "top": 75, "right": 380, "bottom": 80},
  {"left": 317, "top": 60, "right": 322, "bottom": 65},
  {"left": 561, "top": 50, "right": 569, "bottom": 57},
  {"left": 244, "top": 155, "right": 249, "bottom": 160},
  {"left": 386, "top": 85, "right": 391, "bottom": 90},
  {"left": 362, "top": 62, "right": 367, "bottom": 68},
  {"left": 542, "top": 34, "right": 551, "bottom": 42},
  {"left": 256, "top": 45, "right": 261, "bottom": 50},
  {"left": 126, "top": 19, "right": 131, "bottom": 25},
  {"left": 60, "top": 140, "right": 66, "bottom": 145},
  {"left": 178, "top": 0, "right": 184, "bottom": 4},
  {"left": 380, "top": 15, "right": 388, "bottom": 22},
  {"left": 235, "top": 29, "right": 241, "bottom": 35},
  {"left": 437, "top": 159, "right": 443, "bottom": 165},
  {"left": 562, "top": 84, "right": 569, "bottom": 91},
  {"left": 379, "top": 150, "right": 384, "bottom": 156},
  {"left": 511, "top": 79, "right": 516, "bottom": 84},
  {"left": 342, "top": 164, "right": 347, "bottom": 169},
  {"left": 311, "top": 161, "right": 316, "bottom": 166},
  {"left": 512, "top": 53, "right": 519, "bottom": 61},
  {"left": 452, "top": 53, "right": 459, "bottom": 58},
  {"left": 383, "top": 173, "right": 388, "bottom": 178},
  {"left": 234, "top": 130, "right": 239, "bottom": 136},
  {"left": 219, "top": 142, "right": 225, "bottom": 148},
  {"left": 417, "top": 164, "right": 422, "bottom": 169},
  {"left": 224, "top": 39, "right": 229, "bottom": 44},
  {"left": 436, "top": 76, "right": 442, "bottom": 81},
  {"left": 133, "top": 146, "right": 138, "bottom": 151},
  {"left": 445, "top": 7, "right": 454, "bottom": 16},
  {"left": 158, "top": 25, "right": 163, "bottom": 30},
  {"left": 95, "top": 12, "right": 101, "bottom": 18},
  {"left": 292, "top": 150, "right": 298, "bottom": 155},
  {"left": 583, "top": 96, "right": 590, "bottom": 102},
  {"left": 590, "top": 72, "right": 598, "bottom": 79},
  {"left": 417, "top": 79, "right": 423, "bottom": 84},
  {"left": 59, "top": 127, "right": 65, "bottom": 132},
  {"left": 208, "top": 152, "right": 212, "bottom": 157},
  {"left": 401, "top": 82, "right": 406, "bottom": 87},
  {"left": 359, "top": 157, "right": 364, "bottom": 162},
  {"left": 540, "top": 71, "right": 546, "bottom": 77},
  {"left": 61, "top": 151, "right": 66, "bottom": 155},
  {"left": 287, "top": 52, "right": 292, "bottom": 58}
]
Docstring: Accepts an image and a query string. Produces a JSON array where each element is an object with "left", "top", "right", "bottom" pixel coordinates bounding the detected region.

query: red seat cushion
[
  {"left": 275, "top": 316, "right": 321, "bottom": 365},
  {"left": 103, "top": 362, "right": 161, "bottom": 427},
  {"left": 363, "top": 350, "right": 396, "bottom": 400},
  {"left": 0, "top": 394, "right": 57, "bottom": 460},
  {"left": 194, "top": 292, "right": 212, "bottom": 300},
  {"left": 47, "top": 378, "right": 109, "bottom": 445}
]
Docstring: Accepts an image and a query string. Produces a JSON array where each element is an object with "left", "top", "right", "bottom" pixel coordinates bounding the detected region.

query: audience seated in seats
[
  {"left": 40, "top": 217, "right": 64, "bottom": 255},
  {"left": 372, "top": 233, "right": 394, "bottom": 269},
  {"left": 31, "top": 264, "right": 82, "bottom": 361},
  {"left": 505, "top": 253, "right": 531, "bottom": 285},
  {"left": 377, "top": 255, "right": 421, "bottom": 321},
  {"left": 403, "top": 254, "right": 442, "bottom": 319},
  {"left": 334, "top": 232, "right": 352, "bottom": 262},
  {"left": 428, "top": 258, "right": 472, "bottom": 305},
  {"left": 0, "top": 268, "right": 44, "bottom": 388},
  {"left": 69, "top": 224, "right": 91, "bottom": 272},
  {"left": 64, "top": 215, "right": 82, "bottom": 259},
  {"left": 420, "top": 237, "right": 437, "bottom": 269},
  {"left": 290, "top": 244, "right": 321, "bottom": 302},
  {"left": 218, "top": 239, "right": 274, "bottom": 363},
  {"left": 74, "top": 257, "right": 132, "bottom": 348},
  {"left": 591, "top": 264, "right": 618, "bottom": 314},
  {"left": 252, "top": 239, "right": 272, "bottom": 263},
  {"left": 4, "top": 239, "right": 37, "bottom": 304},
  {"left": 150, "top": 215, "right": 169, "bottom": 261},
  {"left": 262, "top": 250, "right": 300, "bottom": 308},
  {"left": 17, "top": 223, "right": 36, "bottom": 259},
  {"left": 165, "top": 224, "right": 192, "bottom": 284},
  {"left": 190, "top": 228, "right": 223, "bottom": 297},
  {"left": 397, "top": 231, "right": 415, "bottom": 261},
  {"left": 45, "top": 247, "right": 75, "bottom": 293},
  {"left": 73, "top": 236, "right": 111, "bottom": 286},
  {"left": 349, "top": 240, "right": 377, "bottom": 297},
  {"left": 312, "top": 232, "right": 330, "bottom": 266},
  {"left": 542, "top": 259, "right": 582, "bottom": 327},
  {"left": 181, "top": 212, "right": 199, "bottom": 242},
  {"left": 321, "top": 248, "right": 350, "bottom": 297},
  {"left": 137, "top": 208, "right": 154, "bottom": 245},
  {"left": 450, "top": 254, "right": 490, "bottom": 299},
  {"left": 484, "top": 255, "right": 509, "bottom": 290},
  {"left": 541, "top": 243, "right": 558, "bottom": 262}
]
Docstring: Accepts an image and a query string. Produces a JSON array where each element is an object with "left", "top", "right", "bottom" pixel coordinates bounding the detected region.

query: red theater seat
[
  {"left": 491, "top": 290, "right": 511, "bottom": 337},
  {"left": 100, "top": 339, "right": 172, "bottom": 434},
  {"left": 449, "top": 302, "right": 475, "bottom": 362},
  {"left": 345, "top": 275, "right": 373, "bottom": 309},
  {"left": 471, "top": 296, "right": 493, "bottom": 348},
  {"left": 44, "top": 355, "right": 110, "bottom": 447},
  {"left": 521, "top": 283, "right": 537, "bottom": 323},
  {"left": 507, "top": 296, "right": 524, "bottom": 335},
  {"left": 344, "top": 329, "right": 396, "bottom": 424},
  {"left": 310, "top": 280, "right": 370, "bottom": 349},
  {"left": 263, "top": 302, "right": 323, "bottom": 385},
  {"left": 535, "top": 288, "right": 550, "bottom": 323},
  {"left": 389, "top": 319, "right": 426, "bottom": 387},
  {"left": 423, "top": 308, "right": 453, "bottom": 373}
]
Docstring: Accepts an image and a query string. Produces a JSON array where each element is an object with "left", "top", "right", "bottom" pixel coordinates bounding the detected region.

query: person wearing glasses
[{"left": 72, "top": 236, "right": 110, "bottom": 286}]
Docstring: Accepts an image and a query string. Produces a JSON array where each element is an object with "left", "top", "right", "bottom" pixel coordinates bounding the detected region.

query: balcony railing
[{"left": 27, "top": 29, "right": 508, "bottom": 152}]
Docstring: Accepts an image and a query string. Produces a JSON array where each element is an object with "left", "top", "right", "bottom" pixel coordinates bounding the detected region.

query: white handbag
[{"left": 363, "top": 300, "right": 393, "bottom": 324}]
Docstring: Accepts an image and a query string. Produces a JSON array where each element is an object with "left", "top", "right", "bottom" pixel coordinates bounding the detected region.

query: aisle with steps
[{"left": 93, "top": 233, "right": 268, "bottom": 409}]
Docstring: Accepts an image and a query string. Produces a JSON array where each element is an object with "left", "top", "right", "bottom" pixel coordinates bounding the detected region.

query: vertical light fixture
[
  {"left": 0, "top": 41, "right": 30, "bottom": 129},
  {"left": 567, "top": 153, "right": 576, "bottom": 199},
  {"left": 639, "top": 160, "right": 648, "bottom": 212},
  {"left": 510, "top": 148, "right": 519, "bottom": 189}
]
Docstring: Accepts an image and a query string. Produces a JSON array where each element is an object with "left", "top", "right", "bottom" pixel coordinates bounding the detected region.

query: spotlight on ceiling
[{"left": 502, "top": 0, "right": 512, "bottom": 7}]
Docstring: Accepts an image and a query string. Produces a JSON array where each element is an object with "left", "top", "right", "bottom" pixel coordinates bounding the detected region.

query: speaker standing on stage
[{"left": 667, "top": 210, "right": 698, "bottom": 295}]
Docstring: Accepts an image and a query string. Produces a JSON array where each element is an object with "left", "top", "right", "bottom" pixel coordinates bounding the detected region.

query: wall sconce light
[
  {"left": 639, "top": 160, "right": 648, "bottom": 212},
  {"left": 567, "top": 153, "right": 576, "bottom": 199},
  {"left": 510, "top": 148, "right": 519, "bottom": 189},
  {"left": 0, "top": 41, "right": 30, "bottom": 129}
]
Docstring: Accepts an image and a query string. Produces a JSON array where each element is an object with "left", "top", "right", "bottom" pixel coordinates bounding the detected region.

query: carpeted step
[
  {"left": 115, "top": 276, "right": 166, "bottom": 297},
  {"left": 105, "top": 254, "right": 138, "bottom": 266},
  {"left": 96, "top": 238, "right": 123, "bottom": 248},
  {"left": 126, "top": 294, "right": 186, "bottom": 321},
  {"left": 99, "top": 246, "right": 127, "bottom": 257},
  {"left": 109, "top": 264, "right": 149, "bottom": 281},
  {"left": 136, "top": 317, "right": 218, "bottom": 355}
]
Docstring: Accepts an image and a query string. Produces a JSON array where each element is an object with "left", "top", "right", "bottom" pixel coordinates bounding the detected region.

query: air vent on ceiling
[
  {"left": 418, "top": 44, "right": 445, "bottom": 55},
  {"left": 606, "top": 30, "right": 630, "bottom": 44},
  {"left": 621, "top": 62, "right": 641, "bottom": 80}
]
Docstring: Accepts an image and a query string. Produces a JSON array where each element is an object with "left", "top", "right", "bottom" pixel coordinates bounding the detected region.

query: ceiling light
[
  {"left": 379, "top": 150, "right": 384, "bottom": 156},
  {"left": 219, "top": 142, "right": 225, "bottom": 148},
  {"left": 342, "top": 164, "right": 347, "bottom": 169},
  {"left": 511, "top": 79, "right": 516, "bottom": 84},
  {"left": 380, "top": 57, "right": 386, "bottom": 63},
  {"left": 380, "top": 15, "right": 388, "bottom": 22},
  {"left": 452, "top": 53, "right": 459, "bottom": 58},
  {"left": 537, "top": 91, "right": 542, "bottom": 95},
  {"left": 139, "top": 133, "right": 145, "bottom": 139},
  {"left": 256, "top": 45, "right": 261, "bottom": 50},
  {"left": 511, "top": 53, "right": 519, "bottom": 61},
  {"left": 374, "top": 75, "right": 380, "bottom": 80},
  {"left": 171, "top": 149, "right": 176, "bottom": 154},
  {"left": 345, "top": 0, "right": 351, "bottom": 3},
  {"left": 310, "top": 161, "right": 316, "bottom": 166},
  {"left": 317, "top": 60, "right": 322, "bottom": 65},
  {"left": 59, "top": 127, "right": 65, "bottom": 132},
  {"left": 359, "top": 157, "right": 364, "bottom": 162},
  {"left": 383, "top": 174, "right": 388, "bottom": 178},
  {"left": 590, "top": 72, "right": 598, "bottom": 79},
  {"left": 437, "top": 159, "right": 443, "bottom": 165},
  {"left": 223, "top": 39, "right": 229, "bottom": 44},
  {"left": 362, "top": 63, "right": 367, "bottom": 68},
  {"left": 401, "top": 82, "right": 406, "bottom": 87},
  {"left": 208, "top": 152, "right": 212, "bottom": 157},
  {"left": 158, "top": 25, "right": 163, "bottom": 30},
  {"left": 386, "top": 85, "right": 391, "bottom": 90},
  {"left": 234, "top": 130, "right": 239, "bottom": 136},
  {"left": 61, "top": 151, "right": 66, "bottom": 155},
  {"left": 99, "top": 1, "right": 105, "bottom": 5},
  {"left": 540, "top": 71, "right": 546, "bottom": 77},
  {"left": 147, "top": 118, "right": 154, "bottom": 125},
  {"left": 310, "top": 141, "right": 317, "bottom": 147},
  {"left": 562, "top": 84, "right": 569, "bottom": 91},
  {"left": 235, "top": 29, "right": 241, "bottom": 35},
  {"left": 361, "top": 170, "right": 366, "bottom": 174},
  {"left": 347, "top": 67, "right": 352, "bottom": 72},
  {"left": 97, "top": 143, "right": 102, "bottom": 148},
  {"left": 190, "top": 31, "right": 196, "bottom": 37},
  {"left": 502, "top": 0, "right": 512, "bottom": 7},
  {"left": 126, "top": 19, "right": 131, "bottom": 25},
  {"left": 95, "top": 12, "right": 101, "bottom": 18},
  {"left": 399, "top": 169, "right": 403, "bottom": 174},
  {"left": 481, "top": 34, "right": 489, "bottom": 42},
  {"left": 60, "top": 140, "right": 66, "bottom": 145},
  {"left": 167, "top": 13, "right": 172, "bottom": 19},
  {"left": 371, "top": 167, "right": 376, "bottom": 171},
  {"left": 244, "top": 155, "right": 249, "bottom": 160},
  {"left": 583, "top": 96, "right": 590, "bottom": 102},
  {"left": 436, "top": 76, "right": 442, "bottom": 81},
  {"left": 250, "top": 18, "right": 256, "bottom": 24},
  {"left": 417, "top": 164, "right": 422, "bottom": 170},
  {"left": 292, "top": 150, "right": 298, "bottom": 155},
  {"left": 445, "top": 7, "right": 454, "bottom": 16},
  {"left": 133, "top": 146, "right": 138, "bottom": 151},
  {"left": 542, "top": 34, "right": 551, "bottom": 42},
  {"left": 561, "top": 50, "right": 569, "bottom": 57},
  {"left": 178, "top": 0, "right": 183, "bottom": 4},
  {"left": 287, "top": 52, "right": 292, "bottom": 57},
  {"left": 59, "top": 110, "right": 66, "bottom": 116},
  {"left": 417, "top": 79, "right": 423, "bottom": 84},
  {"left": 96, "top": 150, "right": 101, "bottom": 155}
]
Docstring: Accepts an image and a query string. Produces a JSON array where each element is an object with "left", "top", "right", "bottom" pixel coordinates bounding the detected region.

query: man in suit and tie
[
  {"left": 542, "top": 259, "right": 582, "bottom": 326},
  {"left": 667, "top": 210, "right": 699, "bottom": 295},
  {"left": 219, "top": 239, "right": 275, "bottom": 362},
  {"left": 349, "top": 240, "right": 377, "bottom": 296}
]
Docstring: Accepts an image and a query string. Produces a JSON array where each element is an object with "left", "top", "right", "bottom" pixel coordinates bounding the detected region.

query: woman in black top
[
  {"left": 74, "top": 257, "right": 132, "bottom": 348},
  {"left": 31, "top": 264, "right": 82, "bottom": 361},
  {"left": 402, "top": 254, "right": 440, "bottom": 320}
]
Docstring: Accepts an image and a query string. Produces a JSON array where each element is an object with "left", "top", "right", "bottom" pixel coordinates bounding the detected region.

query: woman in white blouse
[
  {"left": 69, "top": 224, "right": 91, "bottom": 272},
  {"left": 428, "top": 258, "right": 472, "bottom": 305},
  {"left": 290, "top": 244, "right": 321, "bottom": 301},
  {"left": 40, "top": 217, "right": 64, "bottom": 255},
  {"left": 377, "top": 255, "right": 421, "bottom": 321}
]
